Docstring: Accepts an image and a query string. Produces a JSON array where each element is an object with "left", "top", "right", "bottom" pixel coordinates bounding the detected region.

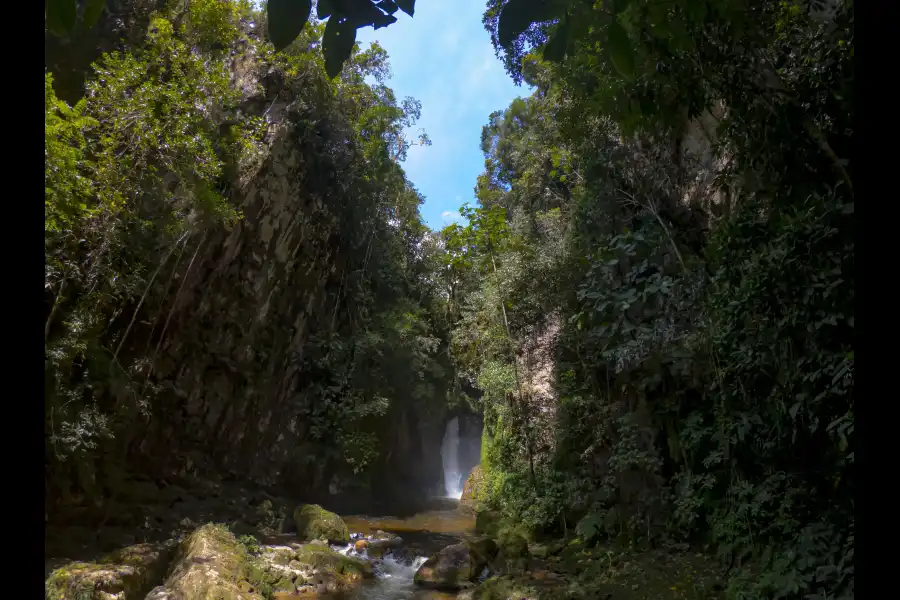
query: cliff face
[{"left": 45, "top": 7, "right": 449, "bottom": 519}]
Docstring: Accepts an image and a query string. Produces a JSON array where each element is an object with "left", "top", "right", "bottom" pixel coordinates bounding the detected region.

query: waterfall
[{"left": 441, "top": 417, "right": 463, "bottom": 498}]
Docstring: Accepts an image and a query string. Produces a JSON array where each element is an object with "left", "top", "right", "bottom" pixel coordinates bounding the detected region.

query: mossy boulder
[
  {"left": 414, "top": 539, "right": 497, "bottom": 590},
  {"left": 293, "top": 543, "right": 373, "bottom": 588},
  {"left": 459, "top": 465, "right": 485, "bottom": 513},
  {"left": 293, "top": 504, "right": 350, "bottom": 543},
  {"left": 496, "top": 533, "right": 530, "bottom": 574},
  {"left": 155, "top": 523, "right": 265, "bottom": 599},
  {"left": 45, "top": 542, "right": 174, "bottom": 600},
  {"left": 474, "top": 510, "right": 501, "bottom": 537}
]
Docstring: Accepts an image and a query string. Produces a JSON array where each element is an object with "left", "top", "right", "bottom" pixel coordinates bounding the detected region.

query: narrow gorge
[{"left": 45, "top": 1, "right": 854, "bottom": 599}]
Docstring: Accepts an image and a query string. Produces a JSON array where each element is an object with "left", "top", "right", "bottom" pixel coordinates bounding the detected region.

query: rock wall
[{"left": 45, "top": 10, "right": 449, "bottom": 513}]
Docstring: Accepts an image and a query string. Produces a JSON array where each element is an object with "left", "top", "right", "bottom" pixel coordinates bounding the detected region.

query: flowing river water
[{"left": 281, "top": 499, "right": 476, "bottom": 600}]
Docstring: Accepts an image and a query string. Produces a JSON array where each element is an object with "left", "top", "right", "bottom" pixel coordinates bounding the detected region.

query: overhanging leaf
[
  {"left": 614, "top": 0, "right": 631, "bottom": 13},
  {"left": 377, "top": 0, "right": 400, "bottom": 15},
  {"left": 498, "top": 0, "right": 566, "bottom": 49},
  {"left": 268, "top": 0, "right": 313, "bottom": 51},
  {"left": 323, "top": 17, "right": 357, "bottom": 78},
  {"left": 317, "top": 0, "right": 334, "bottom": 19},
  {"left": 372, "top": 12, "right": 398, "bottom": 29},
  {"left": 82, "top": 0, "right": 106, "bottom": 29},
  {"left": 607, "top": 21, "right": 635, "bottom": 80},
  {"left": 394, "top": 0, "right": 415, "bottom": 17},
  {"left": 46, "top": 0, "right": 78, "bottom": 36},
  {"left": 542, "top": 16, "right": 570, "bottom": 63},
  {"left": 685, "top": 0, "right": 708, "bottom": 24}
]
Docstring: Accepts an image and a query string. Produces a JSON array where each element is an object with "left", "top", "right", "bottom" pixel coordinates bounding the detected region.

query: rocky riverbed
[{"left": 45, "top": 477, "right": 727, "bottom": 600}]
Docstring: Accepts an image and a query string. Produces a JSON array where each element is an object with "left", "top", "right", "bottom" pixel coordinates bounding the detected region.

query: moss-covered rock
[
  {"left": 460, "top": 465, "right": 485, "bottom": 513},
  {"left": 293, "top": 504, "right": 350, "bottom": 543},
  {"left": 496, "top": 533, "right": 530, "bottom": 574},
  {"left": 45, "top": 542, "right": 174, "bottom": 600},
  {"left": 474, "top": 510, "right": 501, "bottom": 537},
  {"left": 155, "top": 523, "right": 265, "bottom": 599},
  {"left": 289, "top": 543, "right": 373, "bottom": 592},
  {"left": 414, "top": 539, "right": 496, "bottom": 590}
]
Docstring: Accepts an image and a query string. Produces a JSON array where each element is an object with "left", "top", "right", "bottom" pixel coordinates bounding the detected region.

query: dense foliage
[
  {"left": 45, "top": 0, "right": 449, "bottom": 513},
  {"left": 447, "top": 0, "right": 854, "bottom": 598},
  {"left": 45, "top": 1, "right": 854, "bottom": 597}
]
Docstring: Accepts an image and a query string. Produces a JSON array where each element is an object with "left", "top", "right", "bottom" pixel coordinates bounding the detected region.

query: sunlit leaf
[{"left": 267, "top": 0, "right": 312, "bottom": 51}]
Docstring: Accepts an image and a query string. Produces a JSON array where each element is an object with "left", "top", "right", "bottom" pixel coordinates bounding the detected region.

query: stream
[{"left": 316, "top": 500, "right": 475, "bottom": 600}]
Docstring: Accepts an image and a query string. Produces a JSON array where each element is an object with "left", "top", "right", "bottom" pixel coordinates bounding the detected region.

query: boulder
[
  {"left": 459, "top": 465, "right": 485, "bottom": 512},
  {"left": 414, "top": 538, "right": 498, "bottom": 590},
  {"left": 154, "top": 523, "right": 265, "bottom": 599},
  {"left": 45, "top": 542, "right": 174, "bottom": 600},
  {"left": 292, "top": 543, "right": 374, "bottom": 591},
  {"left": 474, "top": 510, "right": 501, "bottom": 537},
  {"left": 496, "top": 533, "right": 530, "bottom": 573},
  {"left": 293, "top": 504, "right": 350, "bottom": 543}
]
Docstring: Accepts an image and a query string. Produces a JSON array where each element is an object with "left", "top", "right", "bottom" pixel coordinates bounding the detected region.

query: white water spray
[{"left": 441, "top": 416, "right": 463, "bottom": 499}]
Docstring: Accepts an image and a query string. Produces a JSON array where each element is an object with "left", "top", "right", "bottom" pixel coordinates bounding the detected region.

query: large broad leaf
[
  {"left": 377, "top": 0, "right": 400, "bottom": 15},
  {"left": 317, "top": 0, "right": 334, "bottom": 19},
  {"left": 684, "top": 0, "right": 708, "bottom": 24},
  {"left": 542, "top": 16, "right": 569, "bottom": 63},
  {"left": 607, "top": 21, "right": 635, "bottom": 80},
  {"left": 323, "top": 17, "right": 357, "bottom": 78},
  {"left": 344, "top": 0, "right": 394, "bottom": 27},
  {"left": 268, "top": 0, "right": 313, "bottom": 51},
  {"left": 46, "top": 0, "right": 77, "bottom": 36},
  {"left": 82, "top": 0, "right": 106, "bottom": 29},
  {"left": 394, "top": 0, "right": 415, "bottom": 17},
  {"left": 498, "top": 0, "right": 566, "bottom": 48}
]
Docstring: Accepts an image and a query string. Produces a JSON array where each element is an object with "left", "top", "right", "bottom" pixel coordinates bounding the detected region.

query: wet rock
[
  {"left": 414, "top": 539, "right": 498, "bottom": 590},
  {"left": 366, "top": 536, "right": 403, "bottom": 558},
  {"left": 293, "top": 504, "right": 350, "bottom": 544},
  {"left": 354, "top": 539, "right": 369, "bottom": 552}
]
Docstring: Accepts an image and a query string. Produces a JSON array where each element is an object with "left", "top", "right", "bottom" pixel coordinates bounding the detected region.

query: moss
[
  {"left": 475, "top": 510, "right": 501, "bottom": 537},
  {"left": 293, "top": 504, "right": 350, "bottom": 543},
  {"left": 472, "top": 576, "right": 539, "bottom": 600},
  {"left": 293, "top": 544, "right": 374, "bottom": 584},
  {"left": 45, "top": 542, "right": 173, "bottom": 600},
  {"left": 163, "top": 523, "right": 265, "bottom": 599}
]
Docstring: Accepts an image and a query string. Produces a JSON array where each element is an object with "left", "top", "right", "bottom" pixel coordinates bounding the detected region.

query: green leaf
[
  {"left": 607, "top": 21, "right": 635, "bottom": 80},
  {"left": 268, "top": 0, "right": 312, "bottom": 51},
  {"left": 46, "top": 0, "right": 77, "bottom": 36},
  {"left": 82, "top": 0, "right": 106, "bottom": 29},
  {"left": 685, "top": 0, "right": 707, "bottom": 24},
  {"left": 542, "top": 16, "right": 570, "bottom": 62},
  {"left": 498, "top": 0, "right": 566, "bottom": 49},
  {"left": 614, "top": 0, "right": 631, "bottom": 13},
  {"left": 317, "top": 0, "right": 334, "bottom": 19},
  {"left": 323, "top": 17, "right": 357, "bottom": 78},
  {"left": 395, "top": 0, "right": 415, "bottom": 17}
]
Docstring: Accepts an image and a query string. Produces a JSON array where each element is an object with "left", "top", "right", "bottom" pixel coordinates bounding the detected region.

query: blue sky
[{"left": 356, "top": 1, "right": 525, "bottom": 231}]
